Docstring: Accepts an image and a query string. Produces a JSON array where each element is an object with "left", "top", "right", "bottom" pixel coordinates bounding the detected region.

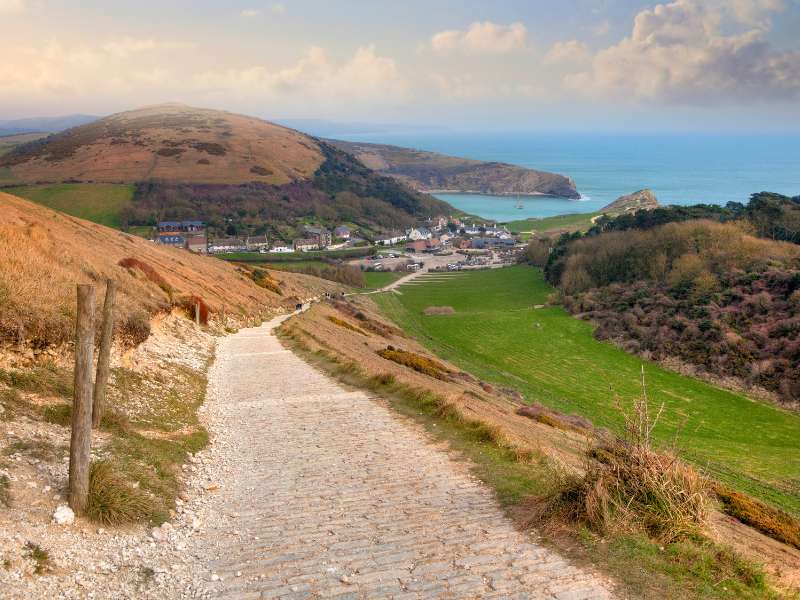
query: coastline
[{"left": 422, "top": 188, "right": 581, "bottom": 199}]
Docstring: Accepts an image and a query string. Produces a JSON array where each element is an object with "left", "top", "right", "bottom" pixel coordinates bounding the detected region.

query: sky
[{"left": 1, "top": 0, "right": 800, "bottom": 131}]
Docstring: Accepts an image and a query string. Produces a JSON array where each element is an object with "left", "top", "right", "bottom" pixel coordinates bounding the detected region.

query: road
[{"left": 192, "top": 317, "right": 613, "bottom": 599}]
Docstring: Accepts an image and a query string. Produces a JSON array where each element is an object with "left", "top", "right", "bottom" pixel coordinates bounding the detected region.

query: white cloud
[
  {"left": 103, "top": 37, "right": 195, "bottom": 59},
  {"left": 430, "top": 21, "right": 528, "bottom": 54},
  {"left": 193, "top": 45, "right": 406, "bottom": 103},
  {"left": 0, "top": 0, "right": 25, "bottom": 14},
  {"left": 544, "top": 40, "right": 590, "bottom": 66},
  {"left": 567, "top": 0, "right": 800, "bottom": 104}
]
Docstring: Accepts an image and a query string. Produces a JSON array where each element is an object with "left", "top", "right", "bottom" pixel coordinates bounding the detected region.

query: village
[{"left": 149, "top": 215, "right": 524, "bottom": 272}]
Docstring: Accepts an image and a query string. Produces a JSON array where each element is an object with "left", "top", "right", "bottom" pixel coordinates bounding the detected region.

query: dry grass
[
  {"left": 523, "top": 373, "right": 710, "bottom": 543},
  {"left": 0, "top": 192, "right": 340, "bottom": 346},
  {"left": 714, "top": 485, "right": 800, "bottom": 550},
  {"left": 327, "top": 315, "right": 367, "bottom": 336},
  {"left": 1, "top": 104, "right": 324, "bottom": 186},
  {"left": 0, "top": 474, "right": 10, "bottom": 507},
  {"left": 377, "top": 346, "right": 452, "bottom": 380},
  {"left": 86, "top": 460, "right": 152, "bottom": 526}
]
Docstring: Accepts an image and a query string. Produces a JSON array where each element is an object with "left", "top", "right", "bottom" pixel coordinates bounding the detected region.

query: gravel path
[{"left": 191, "top": 316, "right": 613, "bottom": 600}]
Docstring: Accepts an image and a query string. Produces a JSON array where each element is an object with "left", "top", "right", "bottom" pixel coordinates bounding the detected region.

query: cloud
[
  {"left": 430, "top": 21, "right": 528, "bottom": 54},
  {"left": 544, "top": 40, "right": 590, "bottom": 66},
  {"left": 193, "top": 45, "right": 406, "bottom": 103},
  {"left": 103, "top": 37, "right": 195, "bottom": 59},
  {"left": 240, "top": 9, "right": 260, "bottom": 18},
  {"left": 0, "top": 0, "right": 25, "bottom": 14},
  {"left": 567, "top": 0, "right": 800, "bottom": 104}
]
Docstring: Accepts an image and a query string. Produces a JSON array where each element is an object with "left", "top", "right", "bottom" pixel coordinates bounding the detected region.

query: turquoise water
[{"left": 337, "top": 131, "right": 800, "bottom": 221}]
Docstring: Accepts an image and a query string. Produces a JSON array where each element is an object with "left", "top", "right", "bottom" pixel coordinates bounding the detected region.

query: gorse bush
[{"left": 377, "top": 346, "right": 452, "bottom": 380}]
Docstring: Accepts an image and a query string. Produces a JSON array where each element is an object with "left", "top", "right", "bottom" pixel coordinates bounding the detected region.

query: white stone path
[{"left": 196, "top": 317, "right": 613, "bottom": 600}]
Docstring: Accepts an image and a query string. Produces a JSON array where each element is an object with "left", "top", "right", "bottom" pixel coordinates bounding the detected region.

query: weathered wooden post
[
  {"left": 69, "top": 284, "right": 95, "bottom": 514},
  {"left": 92, "top": 280, "right": 116, "bottom": 428},
  {"left": 195, "top": 301, "right": 201, "bottom": 326}
]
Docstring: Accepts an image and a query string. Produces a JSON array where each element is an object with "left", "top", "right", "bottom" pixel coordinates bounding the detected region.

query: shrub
[
  {"left": 177, "top": 295, "right": 210, "bottom": 325},
  {"left": 23, "top": 542, "right": 51, "bottom": 575},
  {"left": 714, "top": 485, "right": 800, "bottom": 550},
  {"left": 118, "top": 257, "right": 172, "bottom": 296},
  {"left": 526, "top": 377, "right": 709, "bottom": 543},
  {"left": 119, "top": 310, "right": 151, "bottom": 346},
  {"left": 327, "top": 315, "right": 367, "bottom": 335},
  {"left": 377, "top": 347, "right": 451, "bottom": 380},
  {"left": 0, "top": 474, "right": 10, "bottom": 507},
  {"left": 87, "top": 460, "right": 151, "bottom": 526}
]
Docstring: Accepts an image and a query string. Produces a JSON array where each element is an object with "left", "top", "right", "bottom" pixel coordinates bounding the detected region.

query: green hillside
[
  {"left": 375, "top": 266, "right": 800, "bottom": 516},
  {"left": 6, "top": 183, "right": 134, "bottom": 229}
]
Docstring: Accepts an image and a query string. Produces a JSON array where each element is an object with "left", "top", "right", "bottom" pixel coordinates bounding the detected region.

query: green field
[
  {"left": 6, "top": 183, "right": 134, "bottom": 229},
  {"left": 362, "top": 271, "right": 404, "bottom": 290},
  {"left": 504, "top": 212, "right": 599, "bottom": 235},
  {"left": 375, "top": 266, "right": 800, "bottom": 516}
]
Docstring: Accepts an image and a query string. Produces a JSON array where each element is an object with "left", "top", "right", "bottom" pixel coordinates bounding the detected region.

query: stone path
[{"left": 197, "top": 317, "right": 613, "bottom": 599}]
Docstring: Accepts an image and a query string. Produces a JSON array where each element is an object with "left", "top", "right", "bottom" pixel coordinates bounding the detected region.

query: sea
[{"left": 334, "top": 131, "right": 800, "bottom": 222}]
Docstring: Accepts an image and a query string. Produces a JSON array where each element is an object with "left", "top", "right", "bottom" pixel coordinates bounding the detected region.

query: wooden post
[
  {"left": 69, "top": 284, "right": 95, "bottom": 514},
  {"left": 92, "top": 280, "right": 116, "bottom": 428},
  {"left": 195, "top": 301, "right": 200, "bottom": 326}
]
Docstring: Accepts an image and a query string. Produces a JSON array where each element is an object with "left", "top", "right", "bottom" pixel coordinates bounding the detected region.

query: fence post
[
  {"left": 195, "top": 301, "right": 200, "bottom": 326},
  {"left": 92, "top": 280, "right": 116, "bottom": 428},
  {"left": 69, "top": 284, "right": 95, "bottom": 514}
]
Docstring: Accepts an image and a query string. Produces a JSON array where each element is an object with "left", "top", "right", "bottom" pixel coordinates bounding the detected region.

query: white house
[
  {"left": 269, "top": 245, "right": 293, "bottom": 253},
  {"left": 376, "top": 232, "right": 407, "bottom": 246},
  {"left": 407, "top": 227, "right": 432, "bottom": 241}
]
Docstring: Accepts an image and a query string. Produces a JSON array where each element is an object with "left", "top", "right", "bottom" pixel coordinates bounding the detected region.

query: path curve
[{"left": 195, "top": 317, "right": 613, "bottom": 599}]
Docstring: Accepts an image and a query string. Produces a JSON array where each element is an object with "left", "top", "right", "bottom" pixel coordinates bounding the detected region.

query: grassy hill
[
  {"left": 0, "top": 105, "right": 454, "bottom": 235},
  {"left": 0, "top": 192, "right": 339, "bottom": 347},
  {"left": 6, "top": 183, "right": 134, "bottom": 228},
  {"left": 375, "top": 266, "right": 800, "bottom": 517}
]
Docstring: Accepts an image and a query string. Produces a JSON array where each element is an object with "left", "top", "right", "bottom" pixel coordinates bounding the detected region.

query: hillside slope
[
  {"left": 600, "top": 188, "right": 659, "bottom": 216},
  {"left": 0, "top": 105, "right": 454, "bottom": 234},
  {"left": 0, "top": 104, "right": 323, "bottom": 186},
  {"left": 326, "top": 139, "right": 580, "bottom": 199},
  {"left": 0, "top": 192, "right": 338, "bottom": 346}
]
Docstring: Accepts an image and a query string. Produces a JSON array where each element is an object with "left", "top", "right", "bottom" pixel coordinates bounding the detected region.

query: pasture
[
  {"left": 6, "top": 183, "right": 134, "bottom": 229},
  {"left": 375, "top": 266, "right": 800, "bottom": 516},
  {"left": 504, "top": 212, "right": 598, "bottom": 235}
]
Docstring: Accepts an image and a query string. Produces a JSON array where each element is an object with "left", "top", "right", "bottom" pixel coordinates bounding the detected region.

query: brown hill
[
  {"left": 0, "top": 104, "right": 323, "bottom": 186},
  {"left": 0, "top": 192, "right": 338, "bottom": 347},
  {"left": 326, "top": 139, "right": 580, "bottom": 199}
]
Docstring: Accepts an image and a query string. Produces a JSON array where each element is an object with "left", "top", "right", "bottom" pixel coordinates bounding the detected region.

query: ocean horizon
[{"left": 336, "top": 131, "right": 800, "bottom": 222}]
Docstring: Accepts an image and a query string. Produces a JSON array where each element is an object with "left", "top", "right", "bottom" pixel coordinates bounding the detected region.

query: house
[
  {"left": 405, "top": 240, "right": 428, "bottom": 253},
  {"left": 303, "top": 226, "right": 332, "bottom": 248},
  {"left": 293, "top": 238, "right": 318, "bottom": 252},
  {"left": 376, "top": 232, "right": 407, "bottom": 246},
  {"left": 407, "top": 227, "right": 432, "bottom": 241},
  {"left": 426, "top": 238, "right": 442, "bottom": 251},
  {"left": 158, "top": 220, "right": 205, "bottom": 233},
  {"left": 334, "top": 226, "right": 351, "bottom": 240},
  {"left": 186, "top": 234, "right": 208, "bottom": 253},
  {"left": 245, "top": 235, "right": 270, "bottom": 252},
  {"left": 439, "top": 232, "right": 452, "bottom": 245},
  {"left": 157, "top": 234, "right": 187, "bottom": 248},
  {"left": 208, "top": 238, "right": 247, "bottom": 254},
  {"left": 426, "top": 216, "right": 449, "bottom": 231},
  {"left": 463, "top": 225, "right": 483, "bottom": 236},
  {"left": 270, "top": 245, "right": 293, "bottom": 253}
]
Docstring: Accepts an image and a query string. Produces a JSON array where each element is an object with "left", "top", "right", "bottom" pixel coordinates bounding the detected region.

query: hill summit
[{"left": 0, "top": 104, "right": 323, "bottom": 185}]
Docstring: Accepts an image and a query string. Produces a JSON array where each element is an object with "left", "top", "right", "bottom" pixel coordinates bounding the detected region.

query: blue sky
[{"left": 2, "top": 0, "right": 799, "bottom": 130}]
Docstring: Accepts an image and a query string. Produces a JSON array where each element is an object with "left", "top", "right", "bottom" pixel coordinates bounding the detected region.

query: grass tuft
[
  {"left": 714, "top": 485, "right": 800, "bottom": 550},
  {"left": 0, "top": 474, "right": 10, "bottom": 507},
  {"left": 87, "top": 460, "right": 151, "bottom": 526},
  {"left": 23, "top": 542, "right": 51, "bottom": 575},
  {"left": 327, "top": 315, "right": 367, "bottom": 335}
]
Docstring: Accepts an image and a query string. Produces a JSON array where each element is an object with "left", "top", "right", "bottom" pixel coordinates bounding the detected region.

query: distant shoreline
[{"left": 425, "top": 189, "right": 582, "bottom": 200}]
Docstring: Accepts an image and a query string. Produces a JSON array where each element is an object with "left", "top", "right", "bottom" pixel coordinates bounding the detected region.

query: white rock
[
  {"left": 52, "top": 504, "right": 75, "bottom": 525},
  {"left": 211, "top": 573, "right": 220, "bottom": 581}
]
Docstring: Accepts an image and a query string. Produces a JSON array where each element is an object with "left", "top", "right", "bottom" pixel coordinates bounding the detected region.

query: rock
[
  {"left": 150, "top": 527, "right": 165, "bottom": 541},
  {"left": 52, "top": 504, "right": 75, "bottom": 525},
  {"left": 211, "top": 573, "right": 220, "bottom": 581}
]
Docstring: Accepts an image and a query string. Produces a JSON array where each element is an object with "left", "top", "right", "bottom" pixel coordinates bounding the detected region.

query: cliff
[{"left": 326, "top": 139, "right": 580, "bottom": 199}]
